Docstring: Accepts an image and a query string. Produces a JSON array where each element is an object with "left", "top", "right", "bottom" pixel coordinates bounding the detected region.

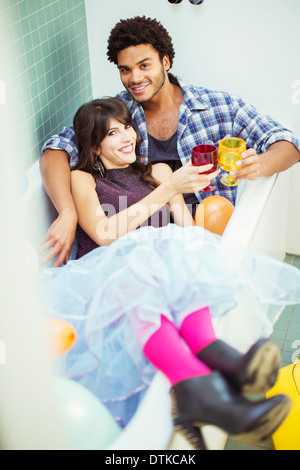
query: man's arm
[
  {"left": 229, "top": 94, "right": 300, "bottom": 180},
  {"left": 40, "top": 149, "right": 78, "bottom": 267},
  {"left": 231, "top": 141, "right": 300, "bottom": 181}
]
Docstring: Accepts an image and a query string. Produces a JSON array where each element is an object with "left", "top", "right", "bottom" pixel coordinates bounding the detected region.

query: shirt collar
[{"left": 169, "top": 74, "right": 208, "bottom": 111}]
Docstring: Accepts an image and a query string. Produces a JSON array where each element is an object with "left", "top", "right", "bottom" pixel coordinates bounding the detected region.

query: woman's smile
[
  {"left": 98, "top": 117, "right": 137, "bottom": 169},
  {"left": 119, "top": 143, "right": 134, "bottom": 154}
]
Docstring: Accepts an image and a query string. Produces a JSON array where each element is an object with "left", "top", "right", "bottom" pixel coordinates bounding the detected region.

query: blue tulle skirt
[{"left": 40, "top": 224, "right": 300, "bottom": 427}]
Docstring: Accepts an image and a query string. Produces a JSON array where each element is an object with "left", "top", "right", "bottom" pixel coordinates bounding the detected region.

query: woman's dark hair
[
  {"left": 73, "top": 97, "right": 158, "bottom": 188},
  {"left": 107, "top": 16, "right": 175, "bottom": 68}
]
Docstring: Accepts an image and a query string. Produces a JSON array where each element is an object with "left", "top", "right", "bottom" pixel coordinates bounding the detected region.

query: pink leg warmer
[
  {"left": 143, "top": 315, "right": 210, "bottom": 386},
  {"left": 179, "top": 306, "right": 217, "bottom": 355}
]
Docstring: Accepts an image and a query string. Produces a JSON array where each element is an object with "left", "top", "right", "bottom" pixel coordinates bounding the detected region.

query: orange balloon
[
  {"left": 43, "top": 318, "right": 77, "bottom": 359},
  {"left": 195, "top": 195, "right": 234, "bottom": 236}
]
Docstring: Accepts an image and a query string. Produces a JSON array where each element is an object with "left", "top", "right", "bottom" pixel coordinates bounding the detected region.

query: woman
[
  {"left": 70, "top": 98, "right": 218, "bottom": 254},
  {"left": 41, "top": 98, "right": 300, "bottom": 449}
]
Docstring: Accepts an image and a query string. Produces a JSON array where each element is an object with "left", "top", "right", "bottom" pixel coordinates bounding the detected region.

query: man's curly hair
[{"left": 107, "top": 16, "right": 175, "bottom": 68}]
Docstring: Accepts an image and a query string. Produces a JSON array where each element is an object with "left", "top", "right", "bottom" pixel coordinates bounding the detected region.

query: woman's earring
[{"left": 93, "top": 155, "right": 106, "bottom": 178}]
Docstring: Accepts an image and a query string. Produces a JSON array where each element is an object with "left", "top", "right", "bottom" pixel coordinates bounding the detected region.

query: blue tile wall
[{"left": 0, "top": 0, "right": 93, "bottom": 169}]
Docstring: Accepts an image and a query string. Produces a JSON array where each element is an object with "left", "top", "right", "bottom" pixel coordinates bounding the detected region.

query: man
[{"left": 40, "top": 16, "right": 300, "bottom": 267}]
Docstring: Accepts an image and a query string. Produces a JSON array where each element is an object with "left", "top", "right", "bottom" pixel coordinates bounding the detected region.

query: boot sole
[
  {"left": 170, "top": 398, "right": 291, "bottom": 449},
  {"left": 168, "top": 423, "right": 208, "bottom": 450},
  {"left": 233, "top": 396, "right": 291, "bottom": 445},
  {"left": 241, "top": 340, "right": 281, "bottom": 394}
]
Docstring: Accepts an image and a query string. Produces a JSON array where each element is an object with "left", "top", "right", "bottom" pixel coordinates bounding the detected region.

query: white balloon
[{"left": 54, "top": 378, "right": 122, "bottom": 450}]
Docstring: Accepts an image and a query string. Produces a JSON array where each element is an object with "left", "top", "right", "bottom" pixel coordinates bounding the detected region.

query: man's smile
[{"left": 130, "top": 83, "right": 150, "bottom": 94}]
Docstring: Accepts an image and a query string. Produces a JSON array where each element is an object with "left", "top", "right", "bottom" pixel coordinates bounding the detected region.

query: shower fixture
[{"left": 168, "top": 0, "right": 204, "bottom": 4}]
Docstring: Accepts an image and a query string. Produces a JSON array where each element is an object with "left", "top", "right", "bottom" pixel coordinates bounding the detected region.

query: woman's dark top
[
  {"left": 76, "top": 166, "right": 169, "bottom": 258},
  {"left": 148, "top": 132, "right": 199, "bottom": 216}
]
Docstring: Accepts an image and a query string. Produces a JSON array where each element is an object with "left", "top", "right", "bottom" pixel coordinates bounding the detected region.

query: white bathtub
[
  {"left": 18, "top": 162, "right": 292, "bottom": 450},
  {"left": 109, "top": 169, "right": 293, "bottom": 451}
]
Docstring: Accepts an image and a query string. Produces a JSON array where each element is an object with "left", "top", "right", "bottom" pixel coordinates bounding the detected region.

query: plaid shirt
[{"left": 42, "top": 74, "right": 300, "bottom": 205}]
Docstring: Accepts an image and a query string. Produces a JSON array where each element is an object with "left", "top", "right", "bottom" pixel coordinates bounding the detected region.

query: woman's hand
[{"left": 169, "top": 161, "right": 221, "bottom": 195}]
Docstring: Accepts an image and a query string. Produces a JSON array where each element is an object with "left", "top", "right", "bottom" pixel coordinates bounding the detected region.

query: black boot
[
  {"left": 170, "top": 372, "right": 290, "bottom": 449},
  {"left": 196, "top": 338, "right": 281, "bottom": 394}
]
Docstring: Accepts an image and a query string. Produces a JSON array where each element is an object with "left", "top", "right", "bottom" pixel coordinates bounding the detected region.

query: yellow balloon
[
  {"left": 266, "top": 361, "right": 300, "bottom": 450},
  {"left": 44, "top": 318, "right": 77, "bottom": 359}
]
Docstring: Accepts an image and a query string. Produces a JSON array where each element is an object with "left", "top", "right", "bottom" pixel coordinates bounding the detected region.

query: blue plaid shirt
[{"left": 41, "top": 74, "right": 300, "bottom": 205}]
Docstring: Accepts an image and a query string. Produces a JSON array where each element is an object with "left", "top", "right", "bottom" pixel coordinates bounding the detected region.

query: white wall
[
  {"left": 85, "top": 0, "right": 300, "bottom": 254},
  {"left": 85, "top": 0, "right": 300, "bottom": 136}
]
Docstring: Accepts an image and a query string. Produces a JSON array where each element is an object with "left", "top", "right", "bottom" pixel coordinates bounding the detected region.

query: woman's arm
[
  {"left": 151, "top": 163, "right": 195, "bottom": 227},
  {"left": 71, "top": 163, "right": 219, "bottom": 246}
]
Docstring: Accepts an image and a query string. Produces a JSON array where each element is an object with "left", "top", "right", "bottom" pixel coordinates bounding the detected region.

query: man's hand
[
  {"left": 40, "top": 149, "right": 78, "bottom": 267},
  {"left": 229, "top": 148, "right": 261, "bottom": 181},
  {"left": 41, "top": 209, "right": 78, "bottom": 267},
  {"left": 230, "top": 141, "right": 300, "bottom": 181}
]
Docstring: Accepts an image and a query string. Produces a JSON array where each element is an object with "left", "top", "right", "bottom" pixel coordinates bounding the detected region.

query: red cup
[{"left": 191, "top": 144, "right": 218, "bottom": 192}]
